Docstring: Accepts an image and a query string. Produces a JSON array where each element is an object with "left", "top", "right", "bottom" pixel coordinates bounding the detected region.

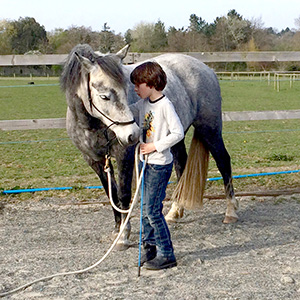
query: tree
[
  {"left": 152, "top": 20, "right": 168, "bottom": 51},
  {"left": 47, "top": 28, "right": 68, "bottom": 53},
  {"left": 185, "top": 14, "right": 210, "bottom": 51},
  {"left": 124, "top": 29, "right": 133, "bottom": 45},
  {"left": 291, "top": 32, "right": 300, "bottom": 50},
  {"left": 99, "top": 23, "right": 115, "bottom": 53},
  {"left": 129, "top": 22, "right": 152, "bottom": 52},
  {"left": 249, "top": 17, "right": 275, "bottom": 51},
  {"left": 10, "top": 17, "right": 48, "bottom": 54},
  {"left": 48, "top": 26, "right": 95, "bottom": 53},
  {"left": 47, "top": 24, "right": 125, "bottom": 54},
  {"left": 188, "top": 14, "right": 215, "bottom": 38},
  {"left": 167, "top": 27, "right": 188, "bottom": 52},
  {"left": 0, "top": 19, "right": 13, "bottom": 54},
  {"left": 279, "top": 27, "right": 292, "bottom": 35},
  {"left": 227, "top": 9, "right": 243, "bottom": 20},
  {"left": 189, "top": 14, "right": 201, "bottom": 32},
  {"left": 189, "top": 14, "right": 207, "bottom": 33},
  {"left": 246, "top": 37, "right": 260, "bottom": 71},
  {"left": 98, "top": 23, "right": 126, "bottom": 53},
  {"left": 211, "top": 10, "right": 252, "bottom": 51},
  {"left": 295, "top": 15, "right": 300, "bottom": 30},
  {"left": 129, "top": 20, "right": 168, "bottom": 52}
]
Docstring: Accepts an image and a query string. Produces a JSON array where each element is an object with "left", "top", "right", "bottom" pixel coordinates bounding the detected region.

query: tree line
[{"left": 1, "top": 9, "right": 300, "bottom": 71}]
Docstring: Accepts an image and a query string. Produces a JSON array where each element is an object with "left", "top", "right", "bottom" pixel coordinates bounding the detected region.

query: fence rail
[
  {"left": 1, "top": 51, "right": 300, "bottom": 66},
  {"left": 1, "top": 110, "right": 300, "bottom": 131}
]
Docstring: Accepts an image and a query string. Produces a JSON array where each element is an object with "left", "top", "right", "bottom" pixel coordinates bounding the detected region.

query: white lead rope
[
  {"left": 105, "top": 144, "right": 146, "bottom": 214},
  {"left": 0, "top": 144, "right": 147, "bottom": 298}
]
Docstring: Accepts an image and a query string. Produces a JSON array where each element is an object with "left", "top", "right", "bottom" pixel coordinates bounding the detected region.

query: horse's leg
[
  {"left": 201, "top": 133, "right": 239, "bottom": 223},
  {"left": 172, "top": 138, "right": 188, "bottom": 179},
  {"left": 113, "top": 145, "right": 136, "bottom": 250},
  {"left": 83, "top": 155, "right": 125, "bottom": 238},
  {"left": 165, "top": 139, "right": 187, "bottom": 223}
]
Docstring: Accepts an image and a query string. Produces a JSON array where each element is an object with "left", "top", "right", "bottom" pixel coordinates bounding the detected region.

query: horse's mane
[
  {"left": 60, "top": 44, "right": 95, "bottom": 94},
  {"left": 60, "top": 44, "right": 125, "bottom": 95},
  {"left": 95, "top": 54, "right": 125, "bottom": 88}
]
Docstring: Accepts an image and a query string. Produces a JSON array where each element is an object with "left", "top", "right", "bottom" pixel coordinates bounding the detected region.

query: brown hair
[{"left": 130, "top": 61, "right": 167, "bottom": 91}]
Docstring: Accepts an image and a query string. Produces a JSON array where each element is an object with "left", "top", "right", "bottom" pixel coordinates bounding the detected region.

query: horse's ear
[
  {"left": 74, "top": 52, "right": 94, "bottom": 72},
  {"left": 116, "top": 44, "right": 130, "bottom": 60}
]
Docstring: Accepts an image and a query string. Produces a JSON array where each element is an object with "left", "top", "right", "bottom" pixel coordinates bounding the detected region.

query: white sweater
[{"left": 132, "top": 95, "right": 184, "bottom": 165}]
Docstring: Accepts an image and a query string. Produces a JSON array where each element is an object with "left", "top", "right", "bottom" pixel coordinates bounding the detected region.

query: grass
[
  {"left": 1, "top": 78, "right": 299, "bottom": 120},
  {"left": 220, "top": 80, "right": 300, "bottom": 111},
  {"left": 0, "top": 77, "right": 300, "bottom": 199},
  {"left": 0, "top": 78, "right": 66, "bottom": 120}
]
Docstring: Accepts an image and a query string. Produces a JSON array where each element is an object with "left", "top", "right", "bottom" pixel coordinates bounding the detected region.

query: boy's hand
[{"left": 140, "top": 143, "right": 156, "bottom": 155}]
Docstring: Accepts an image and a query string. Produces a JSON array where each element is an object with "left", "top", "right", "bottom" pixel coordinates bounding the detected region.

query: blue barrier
[{"left": 2, "top": 170, "right": 299, "bottom": 195}]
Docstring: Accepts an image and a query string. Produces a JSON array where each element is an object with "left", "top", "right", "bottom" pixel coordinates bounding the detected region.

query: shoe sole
[{"left": 143, "top": 261, "right": 177, "bottom": 270}]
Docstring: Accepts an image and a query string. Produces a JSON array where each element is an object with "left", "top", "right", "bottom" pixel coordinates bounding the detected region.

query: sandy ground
[{"left": 0, "top": 194, "right": 299, "bottom": 299}]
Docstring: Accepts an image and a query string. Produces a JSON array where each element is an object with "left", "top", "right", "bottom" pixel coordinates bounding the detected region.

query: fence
[
  {"left": 1, "top": 51, "right": 300, "bottom": 66},
  {"left": 216, "top": 70, "right": 300, "bottom": 91},
  {"left": 1, "top": 110, "right": 300, "bottom": 131},
  {"left": 1, "top": 51, "right": 300, "bottom": 130}
]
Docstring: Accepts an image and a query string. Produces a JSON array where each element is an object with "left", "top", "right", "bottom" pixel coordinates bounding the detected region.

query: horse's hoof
[
  {"left": 111, "top": 230, "right": 119, "bottom": 239},
  {"left": 165, "top": 211, "right": 182, "bottom": 223},
  {"left": 165, "top": 216, "right": 177, "bottom": 224},
  {"left": 114, "top": 242, "right": 130, "bottom": 251},
  {"left": 223, "top": 216, "right": 238, "bottom": 224},
  {"left": 165, "top": 203, "right": 184, "bottom": 223}
]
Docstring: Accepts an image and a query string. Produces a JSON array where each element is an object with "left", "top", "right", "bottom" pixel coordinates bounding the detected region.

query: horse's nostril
[
  {"left": 128, "top": 134, "right": 133, "bottom": 143},
  {"left": 128, "top": 133, "right": 138, "bottom": 144}
]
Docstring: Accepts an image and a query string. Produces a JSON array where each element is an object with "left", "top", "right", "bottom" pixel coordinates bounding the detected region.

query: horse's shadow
[{"left": 172, "top": 198, "right": 300, "bottom": 263}]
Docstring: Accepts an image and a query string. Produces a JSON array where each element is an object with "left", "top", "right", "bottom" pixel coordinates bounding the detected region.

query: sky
[{"left": 1, "top": 0, "right": 299, "bottom": 34}]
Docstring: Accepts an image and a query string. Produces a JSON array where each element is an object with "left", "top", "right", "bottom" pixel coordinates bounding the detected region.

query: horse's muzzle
[{"left": 115, "top": 123, "right": 140, "bottom": 147}]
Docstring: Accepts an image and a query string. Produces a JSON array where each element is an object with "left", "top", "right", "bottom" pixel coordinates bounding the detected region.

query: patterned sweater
[{"left": 131, "top": 95, "right": 184, "bottom": 165}]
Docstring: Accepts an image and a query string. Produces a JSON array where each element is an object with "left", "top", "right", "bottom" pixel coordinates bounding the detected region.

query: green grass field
[
  {"left": 0, "top": 77, "right": 299, "bottom": 198},
  {"left": 1, "top": 78, "right": 299, "bottom": 119},
  {"left": 0, "top": 78, "right": 66, "bottom": 120}
]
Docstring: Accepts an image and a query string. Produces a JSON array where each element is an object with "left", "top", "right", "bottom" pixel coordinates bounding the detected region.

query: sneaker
[
  {"left": 143, "top": 255, "right": 177, "bottom": 270},
  {"left": 140, "top": 244, "right": 156, "bottom": 266}
]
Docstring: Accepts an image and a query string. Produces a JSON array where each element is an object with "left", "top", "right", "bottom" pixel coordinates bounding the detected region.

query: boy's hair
[{"left": 130, "top": 61, "right": 167, "bottom": 91}]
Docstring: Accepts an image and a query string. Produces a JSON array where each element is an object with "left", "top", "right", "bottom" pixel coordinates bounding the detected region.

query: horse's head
[{"left": 65, "top": 44, "right": 139, "bottom": 147}]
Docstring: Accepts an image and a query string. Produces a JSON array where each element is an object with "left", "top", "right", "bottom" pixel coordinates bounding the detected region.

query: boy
[{"left": 130, "top": 61, "right": 184, "bottom": 270}]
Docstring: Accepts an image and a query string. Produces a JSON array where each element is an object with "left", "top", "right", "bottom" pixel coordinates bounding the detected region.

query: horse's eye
[{"left": 100, "top": 95, "right": 110, "bottom": 101}]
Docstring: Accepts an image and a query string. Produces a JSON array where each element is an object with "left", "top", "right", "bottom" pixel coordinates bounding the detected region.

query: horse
[{"left": 60, "top": 44, "right": 239, "bottom": 249}]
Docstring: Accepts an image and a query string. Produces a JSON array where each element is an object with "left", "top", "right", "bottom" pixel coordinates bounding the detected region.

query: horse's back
[{"left": 153, "top": 53, "right": 223, "bottom": 131}]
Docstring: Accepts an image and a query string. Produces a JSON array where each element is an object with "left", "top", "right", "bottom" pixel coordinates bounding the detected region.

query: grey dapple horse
[{"left": 60, "top": 44, "right": 239, "bottom": 249}]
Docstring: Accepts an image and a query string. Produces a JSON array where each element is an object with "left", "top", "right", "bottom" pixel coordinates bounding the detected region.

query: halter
[
  {"left": 87, "top": 73, "right": 135, "bottom": 127},
  {"left": 86, "top": 73, "right": 135, "bottom": 154}
]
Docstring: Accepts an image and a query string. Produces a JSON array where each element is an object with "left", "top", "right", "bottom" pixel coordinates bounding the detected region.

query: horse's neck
[{"left": 122, "top": 65, "right": 140, "bottom": 105}]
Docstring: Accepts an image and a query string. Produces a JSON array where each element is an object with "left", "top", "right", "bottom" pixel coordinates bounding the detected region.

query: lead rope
[
  {"left": 105, "top": 146, "right": 147, "bottom": 214},
  {"left": 104, "top": 146, "right": 147, "bottom": 276},
  {"left": 105, "top": 154, "right": 130, "bottom": 214},
  {"left": 0, "top": 144, "right": 146, "bottom": 298}
]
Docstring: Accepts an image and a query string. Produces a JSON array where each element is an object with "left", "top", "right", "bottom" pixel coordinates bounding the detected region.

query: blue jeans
[{"left": 139, "top": 161, "right": 175, "bottom": 259}]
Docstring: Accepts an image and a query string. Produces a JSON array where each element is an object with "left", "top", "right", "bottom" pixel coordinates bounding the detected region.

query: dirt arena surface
[{"left": 0, "top": 194, "right": 299, "bottom": 299}]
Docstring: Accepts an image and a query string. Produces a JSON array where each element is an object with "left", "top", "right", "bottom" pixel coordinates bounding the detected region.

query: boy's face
[{"left": 134, "top": 83, "right": 153, "bottom": 99}]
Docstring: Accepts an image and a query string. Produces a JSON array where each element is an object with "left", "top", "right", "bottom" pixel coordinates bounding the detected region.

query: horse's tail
[{"left": 171, "top": 131, "right": 209, "bottom": 209}]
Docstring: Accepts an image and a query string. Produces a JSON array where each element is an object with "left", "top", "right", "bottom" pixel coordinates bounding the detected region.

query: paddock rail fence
[
  {"left": 1, "top": 51, "right": 300, "bottom": 130},
  {"left": 1, "top": 110, "right": 300, "bottom": 131},
  {"left": 1, "top": 51, "right": 300, "bottom": 66}
]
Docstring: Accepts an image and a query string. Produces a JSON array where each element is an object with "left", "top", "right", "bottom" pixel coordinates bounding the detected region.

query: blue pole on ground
[{"left": 2, "top": 170, "right": 299, "bottom": 195}]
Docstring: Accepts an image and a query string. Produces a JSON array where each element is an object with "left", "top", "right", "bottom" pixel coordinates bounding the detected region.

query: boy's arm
[{"left": 154, "top": 102, "right": 184, "bottom": 153}]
